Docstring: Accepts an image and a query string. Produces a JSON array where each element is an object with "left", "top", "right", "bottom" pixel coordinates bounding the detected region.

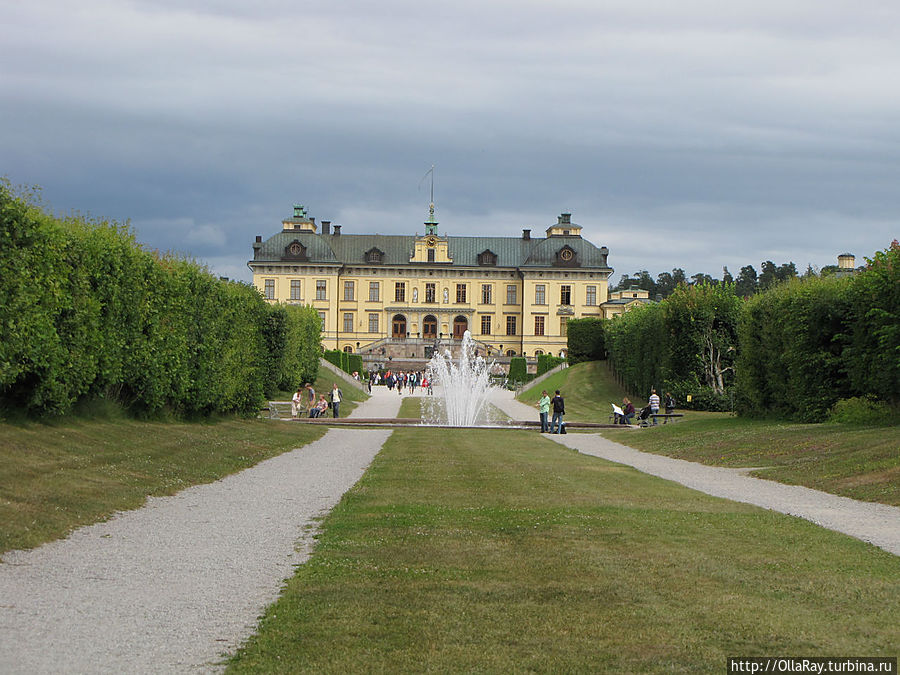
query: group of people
[
  {"left": 615, "top": 389, "right": 676, "bottom": 425},
  {"left": 291, "top": 382, "right": 344, "bottom": 419},
  {"left": 536, "top": 389, "right": 566, "bottom": 434},
  {"left": 379, "top": 370, "right": 432, "bottom": 396}
]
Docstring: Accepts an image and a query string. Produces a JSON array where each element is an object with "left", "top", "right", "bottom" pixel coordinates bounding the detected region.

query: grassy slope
[
  {"left": 519, "top": 362, "right": 900, "bottom": 505},
  {"left": 229, "top": 428, "right": 900, "bottom": 673},
  {"left": 518, "top": 361, "right": 631, "bottom": 422}
]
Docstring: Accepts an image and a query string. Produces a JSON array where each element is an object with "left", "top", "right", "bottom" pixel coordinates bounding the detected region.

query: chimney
[
  {"left": 522, "top": 229, "right": 531, "bottom": 240},
  {"left": 321, "top": 221, "right": 330, "bottom": 235},
  {"left": 333, "top": 224, "right": 342, "bottom": 236},
  {"left": 255, "top": 235, "right": 262, "bottom": 243}
]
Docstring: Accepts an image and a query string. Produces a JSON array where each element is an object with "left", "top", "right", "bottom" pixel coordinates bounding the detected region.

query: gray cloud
[{"left": 2, "top": 0, "right": 898, "bottom": 282}]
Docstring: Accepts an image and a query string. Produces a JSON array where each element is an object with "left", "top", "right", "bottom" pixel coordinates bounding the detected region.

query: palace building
[{"left": 249, "top": 204, "right": 620, "bottom": 359}]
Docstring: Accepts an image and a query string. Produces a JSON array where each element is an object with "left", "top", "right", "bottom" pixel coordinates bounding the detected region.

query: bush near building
[{"left": 566, "top": 317, "right": 606, "bottom": 364}]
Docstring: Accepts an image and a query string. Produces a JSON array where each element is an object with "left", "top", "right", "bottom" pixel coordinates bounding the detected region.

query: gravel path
[
  {"left": 0, "top": 417, "right": 393, "bottom": 673},
  {"left": 489, "top": 389, "right": 900, "bottom": 557}
]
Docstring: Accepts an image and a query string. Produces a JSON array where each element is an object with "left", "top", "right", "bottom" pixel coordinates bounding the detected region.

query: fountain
[{"left": 424, "top": 330, "right": 499, "bottom": 426}]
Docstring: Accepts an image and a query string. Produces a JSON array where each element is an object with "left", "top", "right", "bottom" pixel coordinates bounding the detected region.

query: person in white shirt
[
  {"left": 291, "top": 388, "right": 303, "bottom": 418},
  {"left": 648, "top": 389, "right": 660, "bottom": 425},
  {"left": 330, "top": 383, "right": 343, "bottom": 418}
]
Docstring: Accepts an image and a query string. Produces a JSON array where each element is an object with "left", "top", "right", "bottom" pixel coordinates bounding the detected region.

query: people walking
[
  {"left": 538, "top": 389, "right": 551, "bottom": 432},
  {"left": 550, "top": 390, "right": 565, "bottom": 434}
]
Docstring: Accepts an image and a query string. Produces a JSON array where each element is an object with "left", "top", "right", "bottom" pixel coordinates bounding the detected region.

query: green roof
[{"left": 252, "top": 231, "right": 611, "bottom": 270}]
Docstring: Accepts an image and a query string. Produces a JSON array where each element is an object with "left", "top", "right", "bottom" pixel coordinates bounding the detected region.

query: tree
[
  {"left": 722, "top": 267, "right": 734, "bottom": 285},
  {"left": 735, "top": 265, "right": 758, "bottom": 297},
  {"left": 656, "top": 271, "right": 675, "bottom": 298},
  {"left": 776, "top": 262, "right": 798, "bottom": 282},
  {"left": 758, "top": 261, "right": 778, "bottom": 290},
  {"left": 672, "top": 268, "right": 686, "bottom": 286}
]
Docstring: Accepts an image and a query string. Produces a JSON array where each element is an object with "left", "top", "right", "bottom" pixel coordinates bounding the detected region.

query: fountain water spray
[{"left": 425, "top": 330, "right": 498, "bottom": 426}]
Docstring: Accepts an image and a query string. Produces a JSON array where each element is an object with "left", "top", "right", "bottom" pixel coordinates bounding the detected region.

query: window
[
  {"left": 506, "top": 349, "right": 516, "bottom": 357},
  {"left": 264, "top": 279, "right": 275, "bottom": 299},
  {"left": 481, "top": 284, "right": 492, "bottom": 305},
  {"left": 481, "top": 315, "right": 492, "bottom": 335},
  {"left": 535, "top": 349, "right": 544, "bottom": 356},
  {"left": 344, "top": 281, "right": 355, "bottom": 301},
  {"left": 343, "top": 345, "right": 353, "bottom": 353},
  {"left": 586, "top": 285, "right": 596, "bottom": 306},
  {"left": 395, "top": 282, "right": 405, "bottom": 303},
  {"left": 318, "top": 311, "right": 326, "bottom": 331},
  {"left": 560, "top": 317, "right": 568, "bottom": 337},
  {"left": 560, "top": 285, "right": 571, "bottom": 305},
  {"left": 369, "top": 281, "right": 380, "bottom": 302},
  {"left": 506, "top": 315, "right": 517, "bottom": 336},
  {"left": 456, "top": 283, "right": 466, "bottom": 303},
  {"left": 506, "top": 285, "right": 517, "bottom": 304},
  {"left": 316, "top": 280, "right": 326, "bottom": 301},
  {"left": 368, "top": 313, "right": 379, "bottom": 333},
  {"left": 427, "top": 249, "right": 435, "bottom": 263},
  {"left": 535, "top": 284, "right": 546, "bottom": 305},
  {"left": 425, "top": 282, "right": 436, "bottom": 303},
  {"left": 290, "top": 279, "right": 301, "bottom": 300},
  {"left": 343, "top": 313, "right": 354, "bottom": 333},
  {"left": 534, "top": 315, "right": 545, "bottom": 336}
]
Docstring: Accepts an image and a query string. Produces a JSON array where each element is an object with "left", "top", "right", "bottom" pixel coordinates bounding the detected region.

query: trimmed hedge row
[
  {"left": 599, "top": 242, "right": 898, "bottom": 420},
  {"left": 736, "top": 242, "right": 899, "bottom": 421},
  {"left": 324, "top": 349, "right": 364, "bottom": 378},
  {"left": 566, "top": 317, "right": 606, "bottom": 364},
  {"left": 604, "top": 283, "right": 742, "bottom": 411},
  {"left": 0, "top": 182, "right": 320, "bottom": 417}
]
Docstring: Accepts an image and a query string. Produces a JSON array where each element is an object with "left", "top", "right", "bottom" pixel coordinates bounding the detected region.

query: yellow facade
[{"left": 250, "top": 207, "right": 618, "bottom": 358}]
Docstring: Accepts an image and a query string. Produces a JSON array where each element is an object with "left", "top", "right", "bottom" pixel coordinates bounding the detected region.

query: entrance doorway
[
  {"left": 453, "top": 315, "right": 468, "bottom": 339},
  {"left": 423, "top": 315, "right": 438, "bottom": 339},
  {"left": 392, "top": 314, "right": 406, "bottom": 339}
]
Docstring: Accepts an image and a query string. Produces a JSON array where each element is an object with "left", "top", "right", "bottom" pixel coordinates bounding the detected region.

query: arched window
[
  {"left": 534, "top": 350, "right": 544, "bottom": 356},
  {"left": 505, "top": 349, "right": 517, "bottom": 357},
  {"left": 343, "top": 346, "right": 353, "bottom": 353}
]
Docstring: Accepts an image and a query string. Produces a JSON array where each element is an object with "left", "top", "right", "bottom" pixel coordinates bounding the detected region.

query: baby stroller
[{"left": 638, "top": 405, "right": 653, "bottom": 427}]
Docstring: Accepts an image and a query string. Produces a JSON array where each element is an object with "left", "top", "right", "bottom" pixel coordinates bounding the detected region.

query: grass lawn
[
  {"left": 602, "top": 416, "right": 900, "bottom": 506},
  {"left": 228, "top": 428, "right": 900, "bottom": 673},
  {"left": 0, "top": 417, "right": 326, "bottom": 555},
  {"left": 519, "top": 362, "right": 900, "bottom": 506}
]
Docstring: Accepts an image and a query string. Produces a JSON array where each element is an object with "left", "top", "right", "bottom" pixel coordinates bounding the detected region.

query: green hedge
[
  {"left": 0, "top": 181, "right": 319, "bottom": 417},
  {"left": 536, "top": 354, "right": 566, "bottom": 376},
  {"left": 605, "top": 283, "right": 742, "bottom": 411},
  {"left": 566, "top": 317, "right": 606, "bottom": 364},
  {"left": 736, "top": 242, "right": 899, "bottom": 421},
  {"left": 508, "top": 356, "right": 528, "bottom": 383}
]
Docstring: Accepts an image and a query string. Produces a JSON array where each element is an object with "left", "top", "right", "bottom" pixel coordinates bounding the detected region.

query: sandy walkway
[
  {"left": 0, "top": 396, "right": 396, "bottom": 674},
  {"left": 488, "top": 388, "right": 900, "bottom": 556}
]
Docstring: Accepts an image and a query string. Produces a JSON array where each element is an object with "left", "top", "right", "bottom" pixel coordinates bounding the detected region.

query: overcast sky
[{"left": 3, "top": 0, "right": 898, "bottom": 284}]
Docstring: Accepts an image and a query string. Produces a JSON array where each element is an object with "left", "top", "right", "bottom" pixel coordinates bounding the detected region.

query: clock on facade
[
  {"left": 560, "top": 248, "right": 574, "bottom": 261},
  {"left": 426, "top": 236, "right": 437, "bottom": 247},
  {"left": 289, "top": 242, "right": 303, "bottom": 256}
]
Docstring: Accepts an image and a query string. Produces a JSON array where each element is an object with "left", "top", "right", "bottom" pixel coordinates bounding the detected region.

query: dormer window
[
  {"left": 365, "top": 247, "right": 384, "bottom": 263},
  {"left": 283, "top": 240, "right": 308, "bottom": 261},
  {"left": 555, "top": 245, "right": 579, "bottom": 267},
  {"left": 478, "top": 250, "right": 498, "bottom": 266}
]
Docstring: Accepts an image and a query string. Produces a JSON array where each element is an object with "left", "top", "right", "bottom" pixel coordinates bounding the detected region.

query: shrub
[
  {"left": 508, "top": 357, "right": 527, "bottom": 383},
  {"left": 827, "top": 396, "right": 898, "bottom": 426}
]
